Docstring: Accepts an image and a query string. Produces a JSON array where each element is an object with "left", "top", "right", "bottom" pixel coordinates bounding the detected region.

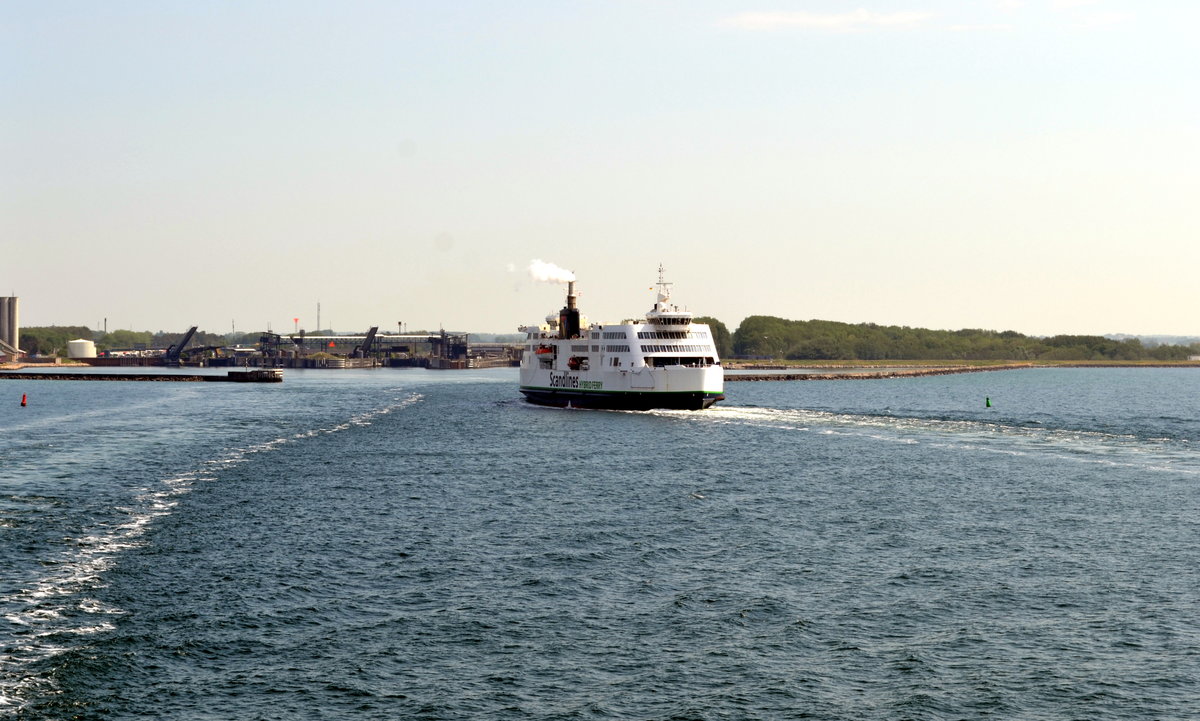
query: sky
[{"left": 3, "top": 1, "right": 1198, "bottom": 337}]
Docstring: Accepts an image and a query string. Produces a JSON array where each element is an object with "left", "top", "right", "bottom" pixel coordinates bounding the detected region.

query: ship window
[
  {"left": 637, "top": 330, "right": 707, "bottom": 340},
  {"left": 571, "top": 344, "right": 589, "bottom": 352},
  {"left": 602, "top": 331, "right": 627, "bottom": 339},
  {"left": 604, "top": 344, "right": 630, "bottom": 353},
  {"left": 647, "top": 356, "right": 713, "bottom": 368},
  {"left": 639, "top": 344, "right": 711, "bottom": 353}
]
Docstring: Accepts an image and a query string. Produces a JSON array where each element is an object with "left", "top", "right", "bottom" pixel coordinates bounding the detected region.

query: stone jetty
[
  {"left": 725, "top": 363, "right": 1034, "bottom": 382},
  {"left": 0, "top": 369, "right": 283, "bottom": 383}
]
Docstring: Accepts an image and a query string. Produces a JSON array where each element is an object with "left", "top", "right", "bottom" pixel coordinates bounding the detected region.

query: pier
[
  {"left": 724, "top": 364, "right": 1034, "bottom": 381},
  {"left": 0, "top": 369, "right": 283, "bottom": 383}
]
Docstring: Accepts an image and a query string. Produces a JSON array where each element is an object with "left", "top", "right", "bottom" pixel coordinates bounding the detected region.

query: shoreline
[
  {"left": 723, "top": 361, "right": 1200, "bottom": 381},
  {"left": 724, "top": 363, "right": 1035, "bottom": 382}
]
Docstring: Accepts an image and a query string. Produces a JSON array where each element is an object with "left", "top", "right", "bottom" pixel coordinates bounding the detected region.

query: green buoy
[{"left": 986, "top": 396, "right": 991, "bottom": 408}]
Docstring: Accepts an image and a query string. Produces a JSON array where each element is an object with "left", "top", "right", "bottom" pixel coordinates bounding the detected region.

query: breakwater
[
  {"left": 0, "top": 369, "right": 282, "bottom": 383},
  {"left": 725, "top": 363, "right": 1034, "bottom": 382}
]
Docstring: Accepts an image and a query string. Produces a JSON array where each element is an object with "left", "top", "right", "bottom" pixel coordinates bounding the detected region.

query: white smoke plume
[{"left": 528, "top": 259, "right": 575, "bottom": 284}]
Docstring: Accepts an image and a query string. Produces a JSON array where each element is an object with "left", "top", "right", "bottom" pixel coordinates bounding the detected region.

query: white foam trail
[
  {"left": 0, "top": 391, "right": 425, "bottom": 711},
  {"left": 528, "top": 259, "right": 575, "bottom": 284},
  {"left": 659, "top": 404, "right": 1200, "bottom": 475}
]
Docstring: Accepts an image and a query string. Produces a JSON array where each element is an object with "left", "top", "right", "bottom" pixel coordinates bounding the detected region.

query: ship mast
[{"left": 655, "top": 263, "right": 673, "bottom": 310}]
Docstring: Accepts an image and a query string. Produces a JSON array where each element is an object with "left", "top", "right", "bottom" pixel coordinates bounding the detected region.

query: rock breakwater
[{"left": 725, "top": 363, "right": 1034, "bottom": 382}]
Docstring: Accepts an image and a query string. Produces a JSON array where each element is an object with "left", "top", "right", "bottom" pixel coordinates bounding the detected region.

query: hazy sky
[{"left": 4, "top": 1, "right": 1197, "bottom": 336}]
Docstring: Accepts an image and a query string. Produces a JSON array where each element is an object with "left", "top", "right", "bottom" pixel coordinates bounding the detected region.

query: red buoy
[{"left": 20, "top": 393, "right": 27, "bottom": 407}]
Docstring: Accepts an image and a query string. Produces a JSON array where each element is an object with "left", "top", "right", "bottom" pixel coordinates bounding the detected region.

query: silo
[
  {"left": 0, "top": 298, "right": 10, "bottom": 347},
  {"left": 68, "top": 339, "right": 97, "bottom": 359},
  {"left": 0, "top": 297, "right": 16, "bottom": 352}
]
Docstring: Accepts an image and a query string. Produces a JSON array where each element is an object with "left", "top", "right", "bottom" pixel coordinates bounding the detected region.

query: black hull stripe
[{"left": 519, "top": 387, "right": 723, "bottom": 411}]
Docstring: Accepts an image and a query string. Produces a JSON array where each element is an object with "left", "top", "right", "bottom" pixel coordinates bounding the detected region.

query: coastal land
[{"left": 722, "top": 359, "right": 1200, "bottom": 381}]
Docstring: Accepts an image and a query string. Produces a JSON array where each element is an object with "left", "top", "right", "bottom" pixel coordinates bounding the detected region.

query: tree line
[{"left": 724, "top": 316, "right": 1200, "bottom": 362}]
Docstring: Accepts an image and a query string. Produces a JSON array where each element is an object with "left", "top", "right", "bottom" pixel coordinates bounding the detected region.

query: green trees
[
  {"left": 731, "top": 316, "right": 791, "bottom": 358},
  {"left": 18, "top": 326, "right": 94, "bottom": 356},
  {"left": 728, "top": 316, "right": 1200, "bottom": 362},
  {"left": 100, "top": 330, "right": 154, "bottom": 351}
]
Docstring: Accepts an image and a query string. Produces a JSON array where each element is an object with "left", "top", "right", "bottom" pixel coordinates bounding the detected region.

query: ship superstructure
[{"left": 518, "top": 267, "right": 724, "bottom": 410}]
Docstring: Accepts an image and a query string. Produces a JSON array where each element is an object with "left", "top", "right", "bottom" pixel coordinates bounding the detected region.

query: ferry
[{"left": 519, "top": 267, "right": 724, "bottom": 410}]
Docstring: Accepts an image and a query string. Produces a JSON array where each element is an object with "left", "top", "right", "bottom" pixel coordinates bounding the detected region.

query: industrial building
[
  {"left": 3, "top": 298, "right": 520, "bottom": 369},
  {"left": 84, "top": 326, "right": 519, "bottom": 369}
]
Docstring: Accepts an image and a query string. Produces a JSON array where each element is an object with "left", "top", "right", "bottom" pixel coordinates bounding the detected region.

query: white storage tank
[{"left": 67, "top": 338, "right": 97, "bottom": 359}]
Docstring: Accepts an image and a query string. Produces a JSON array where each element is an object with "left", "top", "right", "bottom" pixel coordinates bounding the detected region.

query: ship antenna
[{"left": 655, "top": 263, "right": 672, "bottom": 309}]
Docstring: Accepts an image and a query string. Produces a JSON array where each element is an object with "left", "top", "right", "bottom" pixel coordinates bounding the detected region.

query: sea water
[{"left": 1, "top": 368, "right": 1197, "bottom": 719}]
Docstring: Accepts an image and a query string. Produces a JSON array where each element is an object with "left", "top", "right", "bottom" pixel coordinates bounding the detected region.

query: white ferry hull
[{"left": 519, "top": 366, "right": 724, "bottom": 410}]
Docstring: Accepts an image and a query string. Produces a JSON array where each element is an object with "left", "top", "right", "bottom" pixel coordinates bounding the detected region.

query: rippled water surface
[{"left": 2, "top": 367, "right": 1198, "bottom": 719}]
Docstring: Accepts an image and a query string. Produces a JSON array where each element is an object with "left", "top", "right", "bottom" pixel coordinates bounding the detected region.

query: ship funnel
[{"left": 559, "top": 281, "right": 581, "bottom": 339}]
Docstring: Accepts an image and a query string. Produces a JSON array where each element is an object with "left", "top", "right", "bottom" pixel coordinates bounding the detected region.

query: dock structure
[
  {"left": 261, "top": 330, "right": 464, "bottom": 355},
  {"left": 0, "top": 369, "right": 283, "bottom": 383},
  {"left": 163, "top": 326, "right": 198, "bottom": 365},
  {"left": 11, "top": 317, "right": 519, "bottom": 371},
  {"left": 252, "top": 329, "right": 511, "bottom": 368}
]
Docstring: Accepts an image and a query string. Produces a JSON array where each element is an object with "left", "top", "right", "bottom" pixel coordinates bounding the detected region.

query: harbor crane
[{"left": 164, "top": 326, "right": 198, "bottom": 365}]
